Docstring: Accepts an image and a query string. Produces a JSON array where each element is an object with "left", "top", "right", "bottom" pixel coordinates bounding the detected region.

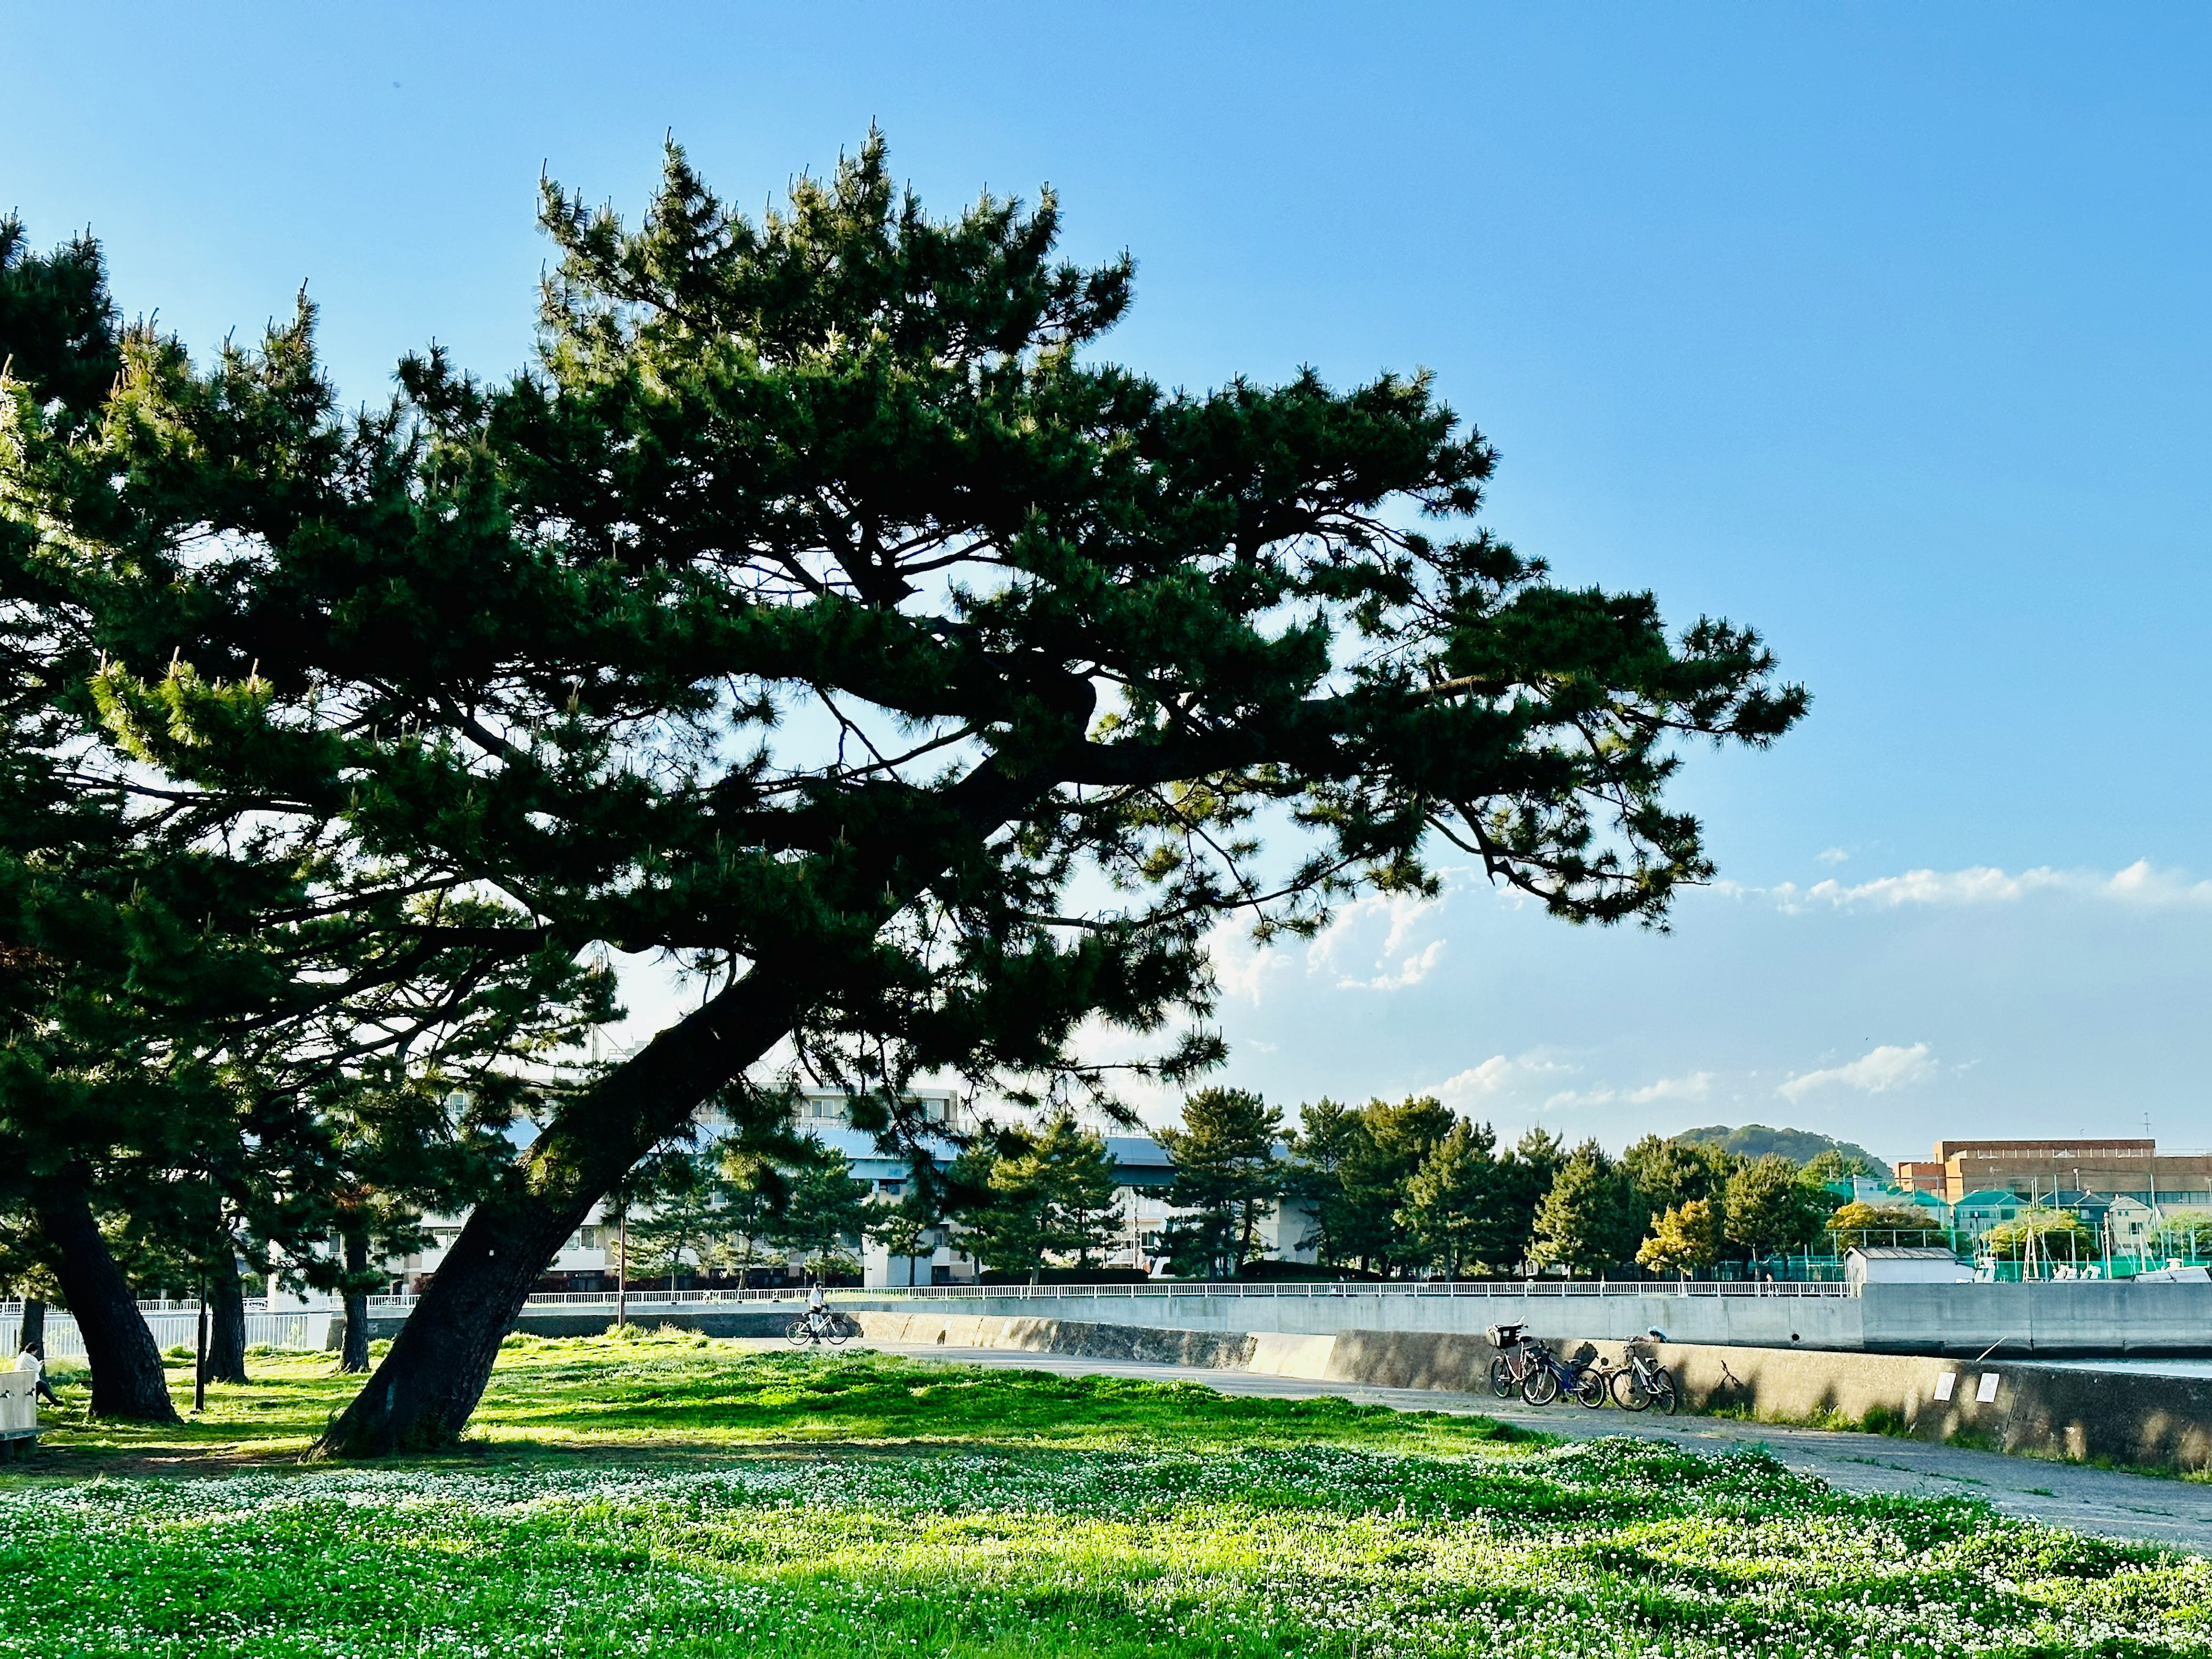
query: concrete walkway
[{"left": 862, "top": 1339, "right": 2212, "bottom": 1554}]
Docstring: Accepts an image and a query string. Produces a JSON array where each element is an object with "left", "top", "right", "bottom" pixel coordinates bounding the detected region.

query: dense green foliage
[
  {"left": 1636, "top": 1199, "right": 1719, "bottom": 1275},
  {"left": 1724, "top": 1155, "right": 1835, "bottom": 1258},
  {"left": 1263, "top": 1097, "right": 1847, "bottom": 1280},
  {"left": 950, "top": 1114, "right": 1122, "bottom": 1277},
  {"left": 1160, "top": 1089, "right": 1285, "bottom": 1277},
  {"left": 1287, "top": 1101, "right": 1558, "bottom": 1277},
  {"left": 0, "top": 215, "right": 611, "bottom": 1418},
  {"left": 1531, "top": 1141, "right": 1639, "bottom": 1275},
  {"left": 6, "top": 1336, "right": 2209, "bottom": 1657}
]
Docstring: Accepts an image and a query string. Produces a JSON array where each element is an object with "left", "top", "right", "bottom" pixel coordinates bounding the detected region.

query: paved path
[{"left": 861, "top": 1340, "right": 2212, "bottom": 1554}]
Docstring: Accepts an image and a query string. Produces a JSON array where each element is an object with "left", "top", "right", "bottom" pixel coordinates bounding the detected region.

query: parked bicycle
[
  {"left": 1515, "top": 1336, "right": 1607, "bottom": 1408},
  {"left": 1607, "top": 1328, "right": 1677, "bottom": 1414},
  {"left": 1486, "top": 1324, "right": 1542, "bottom": 1399}
]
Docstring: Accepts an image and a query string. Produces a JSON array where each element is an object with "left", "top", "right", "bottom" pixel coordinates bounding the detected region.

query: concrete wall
[
  {"left": 342, "top": 1275, "right": 2212, "bottom": 1361},
  {"left": 840, "top": 1289, "right": 1870, "bottom": 1348},
  {"left": 840, "top": 1280, "right": 2212, "bottom": 1356},
  {"left": 839, "top": 1309, "right": 2212, "bottom": 1473},
  {"left": 1853, "top": 1280, "right": 2212, "bottom": 1355}
]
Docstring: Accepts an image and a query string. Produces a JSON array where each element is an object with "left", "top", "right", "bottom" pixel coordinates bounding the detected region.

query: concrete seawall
[
  {"left": 836, "top": 1281, "right": 2212, "bottom": 1356},
  {"left": 846, "top": 1309, "right": 2212, "bottom": 1473},
  {"left": 350, "top": 1298, "right": 2212, "bottom": 1471},
  {"left": 354, "top": 1279, "right": 2212, "bottom": 1356}
]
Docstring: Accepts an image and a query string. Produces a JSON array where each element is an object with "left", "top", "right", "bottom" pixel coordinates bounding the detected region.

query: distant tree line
[
  {"left": 1142, "top": 1091, "right": 1891, "bottom": 1280},
  {"left": 536, "top": 1091, "right": 1926, "bottom": 1290}
]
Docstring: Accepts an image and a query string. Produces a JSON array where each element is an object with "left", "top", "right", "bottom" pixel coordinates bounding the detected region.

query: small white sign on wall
[
  {"left": 1933, "top": 1372, "right": 1956, "bottom": 1402},
  {"left": 1976, "top": 1372, "right": 2001, "bottom": 1404}
]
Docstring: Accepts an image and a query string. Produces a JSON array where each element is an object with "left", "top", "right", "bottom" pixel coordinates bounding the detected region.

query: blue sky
[{"left": 7, "top": 4, "right": 2209, "bottom": 1164}]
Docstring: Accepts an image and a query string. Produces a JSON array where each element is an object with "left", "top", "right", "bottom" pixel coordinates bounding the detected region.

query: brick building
[{"left": 1894, "top": 1139, "right": 2212, "bottom": 1206}]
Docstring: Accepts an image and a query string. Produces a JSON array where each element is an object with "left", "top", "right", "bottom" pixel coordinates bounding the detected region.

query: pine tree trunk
[
  {"left": 207, "top": 1256, "right": 249, "bottom": 1384},
  {"left": 339, "top": 1227, "right": 372, "bottom": 1373},
  {"left": 315, "top": 966, "right": 800, "bottom": 1456},
  {"left": 35, "top": 1188, "right": 179, "bottom": 1423},
  {"left": 17, "top": 1298, "right": 43, "bottom": 1356}
]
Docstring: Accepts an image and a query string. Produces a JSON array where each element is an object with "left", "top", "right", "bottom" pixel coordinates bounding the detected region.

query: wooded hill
[{"left": 1672, "top": 1124, "right": 1890, "bottom": 1179}]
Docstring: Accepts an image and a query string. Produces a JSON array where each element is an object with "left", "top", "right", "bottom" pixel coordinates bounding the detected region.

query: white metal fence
[
  {"left": 355, "top": 1278, "right": 1861, "bottom": 1317},
  {"left": 0, "top": 1309, "right": 334, "bottom": 1360}
]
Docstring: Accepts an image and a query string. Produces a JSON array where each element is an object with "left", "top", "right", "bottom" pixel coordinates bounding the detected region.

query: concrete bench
[{"left": 0, "top": 1355, "right": 42, "bottom": 1453}]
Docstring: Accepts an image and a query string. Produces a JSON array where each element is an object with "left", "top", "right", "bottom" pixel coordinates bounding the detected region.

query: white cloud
[
  {"left": 1816, "top": 847, "right": 1851, "bottom": 865},
  {"left": 1758, "top": 859, "right": 2212, "bottom": 914},
  {"left": 1625, "top": 1070, "right": 1715, "bottom": 1105},
  {"left": 1302, "top": 891, "right": 1449, "bottom": 991},
  {"left": 1541, "top": 1069, "right": 1715, "bottom": 1113},
  {"left": 1431, "top": 1051, "right": 1578, "bottom": 1109},
  {"left": 1778, "top": 1042, "right": 1936, "bottom": 1102},
  {"left": 1427, "top": 1057, "right": 1712, "bottom": 1120},
  {"left": 1210, "top": 926, "right": 1294, "bottom": 1005},
  {"left": 1207, "top": 886, "right": 1453, "bottom": 1005},
  {"left": 1338, "top": 938, "right": 1446, "bottom": 992}
]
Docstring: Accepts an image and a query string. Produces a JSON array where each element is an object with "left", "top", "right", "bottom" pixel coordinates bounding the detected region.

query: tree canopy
[
  {"left": 1160, "top": 1088, "right": 1285, "bottom": 1277},
  {"left": 0, "top": 136, "right": 1805, "bottom": 1448}
]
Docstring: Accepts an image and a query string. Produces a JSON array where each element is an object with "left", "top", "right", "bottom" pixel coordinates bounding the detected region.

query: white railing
[
  {"left": 0, "top": 1310, "right": 334, "bottom": 1360},
  {"left": 335, "top": 1278, "right": 1856, "bottom": 1319},
  {"left": 842, "top": 1279, "right": 1856, "bottom": 1301},
  {"left": 368, "top": 1286, "right": 814, "bottom": 1310}
]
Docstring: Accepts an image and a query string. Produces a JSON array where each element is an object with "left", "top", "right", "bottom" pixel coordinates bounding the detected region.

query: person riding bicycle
[{"left": 805, "top": 1280, "right": 829, "bottom": 1335}]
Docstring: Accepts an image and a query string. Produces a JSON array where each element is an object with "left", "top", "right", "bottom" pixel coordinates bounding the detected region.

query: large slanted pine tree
[{"left": 3, "top": 136, "right": 1806, "bottom": 1452}]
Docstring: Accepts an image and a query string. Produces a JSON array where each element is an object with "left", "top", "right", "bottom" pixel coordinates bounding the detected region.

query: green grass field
[{"left": 3, "top": 1330, "right": 2209, "bottom": 1657}]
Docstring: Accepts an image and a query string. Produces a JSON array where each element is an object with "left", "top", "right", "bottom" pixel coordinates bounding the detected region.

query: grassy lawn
[
  {"left": 26, "top": 1328, "right": 1518, "bottom": 1465},
  {"left": 2, "top": 1331, "right": 2209, "bottom": 1657}
]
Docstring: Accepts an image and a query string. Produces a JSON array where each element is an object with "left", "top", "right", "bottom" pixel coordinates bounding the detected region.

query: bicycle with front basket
[
  {"left": 1606, "top": 1328, "right": 1677, "bottom": 1414},
  {"left": 1486, "top": 1324, "right": 1543, "bottom": 1399}
]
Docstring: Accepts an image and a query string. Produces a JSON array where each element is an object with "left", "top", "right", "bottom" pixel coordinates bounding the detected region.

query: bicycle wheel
[
  {"left": 1573, "top": 1369, "right": 1608, "bottom": 1409},
  {"left": 1650, "top": 1367, "right": 1679, "bottom": 1415},
  {"left": 1488, "top": 1356, "right": 1516, "bottom": 1399},
  {"left": 1611, "top": 1366, "right": 1652, "bottom": 1411},
  {"left": 1521, "top": 1365, "right": 1560, "bottom": 1406},
  {"left": 785, "top": 1317, "right": 813, "bottom": 1348},
  {"left": 824, "top": 1314, "right": 850, "bottom": 1347}
]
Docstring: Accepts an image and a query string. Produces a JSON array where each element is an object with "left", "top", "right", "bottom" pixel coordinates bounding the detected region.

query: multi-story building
[{"left": 1893, "top": 1139, "right": 2212, "bottom": 1206}]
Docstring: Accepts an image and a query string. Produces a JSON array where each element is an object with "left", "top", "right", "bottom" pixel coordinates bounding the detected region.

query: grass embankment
[{"left": 2, "top": 1331, "right": 2209, "bottom": 1657}]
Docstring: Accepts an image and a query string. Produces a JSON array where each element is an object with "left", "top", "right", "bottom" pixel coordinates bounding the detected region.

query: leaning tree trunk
[
  {"left": 207, "top": 1253, "right": 249, "bottom": 1384},
  {"left": 316, "top": 765, "right": 1035, "bottom": 1457},
  {"left": 315, "top": 966, "right": 802, "bottom": 1456},
  {"left": 35, "top": 1187, "right": 179, "bottom": 1423},
  {"left": 339, "top": 1226, "right": 372, "bottom": 1373},
  {"left": 17, "top": 1297, "right": 44, "bottom": 1356}
]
